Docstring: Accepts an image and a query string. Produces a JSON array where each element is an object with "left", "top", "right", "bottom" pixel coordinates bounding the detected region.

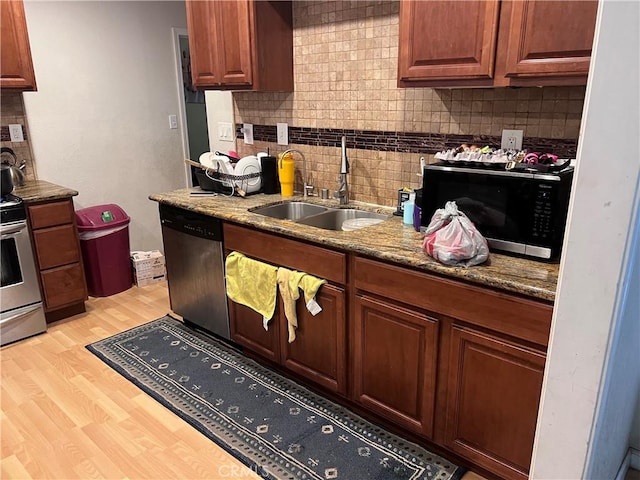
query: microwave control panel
[{"left": 531, "top": 184, "right": 554, "bottom": 240}]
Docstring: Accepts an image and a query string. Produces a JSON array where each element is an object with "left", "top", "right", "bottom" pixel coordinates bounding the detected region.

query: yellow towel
[
  {"left": 277, "top": 268, "right": 298, "bottom": 342},
  {"left": 277, "top": 268, "right": 327, "bottom": 343},
  {"left": 296, "top": 274, "right": 327, "bottom": 309},
  {"left": 225, "top": 252, "right": 278, "bottom": 328}
]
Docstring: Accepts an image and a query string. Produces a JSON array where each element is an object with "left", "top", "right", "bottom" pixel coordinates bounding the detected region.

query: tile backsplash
[
  {"left": 233, "top": 0, "right": 585, "bottom": 206},
  {"left": 0, "top": 92, "right": 37, "bottom": 183}
]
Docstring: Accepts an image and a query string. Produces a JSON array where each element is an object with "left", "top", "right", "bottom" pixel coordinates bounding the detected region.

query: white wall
[
  {"left": 531, "top": 0, "right": 640, "bottom": 478},
  {"left": 23, "top": 1, "right": 188, "bottom": 252},
  {"left": 586, "top": 204, "right": 639, "bottom": 479}
]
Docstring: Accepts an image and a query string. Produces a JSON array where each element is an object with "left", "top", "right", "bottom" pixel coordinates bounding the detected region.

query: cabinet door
[
  {"left": 352, "top": 295, "right": 438, "bottom": 437},
  {"left": 215, "top": 1, "right": 253, "bottom": 87},
  {"left": 498, "top": 0, "right": 598, "bottom": 80},
  {"left": 281, "top": 284, "right": 347, "bottom": 395},
  {"left": 229, "top": 299, "right": 280, "bottom": 363},
  {"left": 0, "top": 0, "right": 37, "bottom": 90},
  {"left": 398, "top": 0, "right": 500, "bottom": 83},
  {"left": 185, "top": 0, "right": 222, "bottom": 88},
  {"left": 444, "top": 326, "right": 545, "bottom": 480}
]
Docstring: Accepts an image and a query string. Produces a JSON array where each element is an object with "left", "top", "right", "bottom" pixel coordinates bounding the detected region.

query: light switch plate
[
  {"left": 168, "top": 115, "right": 178, "bottom": 129},
  {"left": 8, "top": 124, "right": 24, "bottom": 142},
  {"left": 243, "top": 123, "right": 254, "bottom": 145},
  {"left": 501, "top": 129, "right": 523, "bottom": 150},
  {"left": 277, "top": 122, "right": 288, "bottom": 145},
  {"left": 217, "top": 122, "right": 233, "bottom": 141}
]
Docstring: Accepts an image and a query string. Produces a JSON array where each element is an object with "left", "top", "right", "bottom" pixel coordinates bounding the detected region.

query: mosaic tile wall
[
  {"left": 0, "top": 92, "right": 37, "bottom": 182},
  {"left": 233, "top": 0, "right": 585, "bottom": 206}
]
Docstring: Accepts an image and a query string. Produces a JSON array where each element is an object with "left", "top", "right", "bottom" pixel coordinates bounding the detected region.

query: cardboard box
[{"left": 131, "top": 250, "right": 166, "bottom": 286}]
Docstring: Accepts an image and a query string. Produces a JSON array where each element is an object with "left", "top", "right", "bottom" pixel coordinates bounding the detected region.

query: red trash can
[{"left": 75, "top": 204, "right": 132, "bottom": 297}]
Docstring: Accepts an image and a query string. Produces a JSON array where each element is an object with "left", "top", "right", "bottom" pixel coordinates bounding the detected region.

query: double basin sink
[{"left": 250, "top": 201, "right": 390, "bottom": 231}]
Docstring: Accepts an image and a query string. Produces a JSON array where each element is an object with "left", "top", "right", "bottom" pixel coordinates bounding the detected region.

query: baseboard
[
  {"left": 616, "top": 448, "right": 640, "bottom": 480},
  {"left": 616, "top": 450, "right": 631, "bottom": 480},
  {"left": 631, "top": 447, "right": 640, "bottom": 470}
]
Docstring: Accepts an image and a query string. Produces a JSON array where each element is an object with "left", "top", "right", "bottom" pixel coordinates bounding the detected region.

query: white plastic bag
[{"left": 422, "top": 201, "right": 489, "bottom": 267}]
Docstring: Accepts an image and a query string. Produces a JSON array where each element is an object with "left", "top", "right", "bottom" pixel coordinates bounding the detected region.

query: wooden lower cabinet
[
  {"left": 281, "top": 283, "right": 346, "bottom": 395},
  {"left": 444, "top": 325, "right": 546, "bottom": 480},
  {"left": 229, "top": 281, "right": 347, "bottom": 395},
  {"left": 27, "top": 198, "right": 87, "bottom": 321},
  {"left": 352, "top": 294, "right": 438, "bottom": 437},
  {"left": 224, "top": 223, "right": 347, "bottom": 395},
  {"left": 222, "top": 222, "right": 552, "bottom": 479},
  {"left": 229, "top": 300, "right": 280, "bottom": 363}
]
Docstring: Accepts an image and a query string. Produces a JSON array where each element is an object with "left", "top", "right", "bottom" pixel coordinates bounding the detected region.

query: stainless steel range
[{"left": 1, "top": 193, "right": 47, "bottom": 346}]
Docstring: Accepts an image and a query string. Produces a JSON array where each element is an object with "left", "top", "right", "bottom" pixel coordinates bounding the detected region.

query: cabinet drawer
[
  {"left": 224, "top": 223, "right": 346, "bottom": 285},
  {"left": 354, "top": 256, "right": 552, "bottom": 346},
  {"left": 40, "top": 263, "right": 87, "bottom": 310},
  {"left": 28, "top": 199, "right": 75, "bottom": 229},
  {"left": 32, "top": 224, "right": 81, "bottom": 269}
]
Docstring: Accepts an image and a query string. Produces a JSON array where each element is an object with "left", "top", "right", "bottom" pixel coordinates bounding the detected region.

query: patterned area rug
[{"left": 87, "top": 316, "right": 466, "bottom": 480}]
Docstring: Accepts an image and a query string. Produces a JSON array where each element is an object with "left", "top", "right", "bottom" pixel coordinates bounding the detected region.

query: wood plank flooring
[{"left": 1, "top": 282, "right": 485, "bottom": 480}]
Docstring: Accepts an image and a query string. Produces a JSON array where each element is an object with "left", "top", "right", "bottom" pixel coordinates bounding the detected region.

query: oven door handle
[
  {"left": 0, "top": 221, "right": 28, "bottom": 237},
  {"left": 0, "top": 303, "right": 43, "bottom": 325}
]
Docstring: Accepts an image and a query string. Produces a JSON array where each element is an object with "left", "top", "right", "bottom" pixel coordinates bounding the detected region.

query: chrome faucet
[
  {"left": 280, "top": 148, "right": 311, "bottom": 198},
  {"left": 334, "top": 136, "right": 349, "bottom": 205}
]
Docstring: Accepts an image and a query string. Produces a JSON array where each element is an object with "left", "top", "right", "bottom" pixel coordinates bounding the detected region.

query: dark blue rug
[{"left": 87, "top": 315, "right": 466, "bottom": 480}]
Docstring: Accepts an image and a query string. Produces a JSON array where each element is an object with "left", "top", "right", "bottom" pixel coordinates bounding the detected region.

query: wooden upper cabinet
[
  {"left": 0, "top": 0, "right": 37, "bottom": 91},
  {"left": 398, "top": 0, "right": 500, "bottom": 84},
  {"left": 398, "top": 0, "right": 598, "bottom": 87},
  {"left": 496, "top": 0, "right": 599, "bottom": 83},
  {"left": 215, "top": 1, "right": 253, "bottom": 86},
  {"left": 185, "top": 1, "right": 221, "bottom": 87},
  {"left": 185, "top": 0, "right": 293, "bottom": 91}
]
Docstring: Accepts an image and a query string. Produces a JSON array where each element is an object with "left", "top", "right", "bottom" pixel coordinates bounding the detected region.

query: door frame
[{"left": 171, "top": 27, "right": 193, "bottom": 187}]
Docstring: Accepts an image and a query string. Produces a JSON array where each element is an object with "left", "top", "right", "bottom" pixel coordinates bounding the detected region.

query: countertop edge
[
  {"left": 14, "top": 180, "right": 78, "bottom": 203},
  {"left": 149, "top": 191, "right": 557, "bottom": 303}
]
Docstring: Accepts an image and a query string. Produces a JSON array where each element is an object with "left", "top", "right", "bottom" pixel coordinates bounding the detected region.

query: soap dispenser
[{"left": 403, "top": 191, "right": 415, "bottom": 225}]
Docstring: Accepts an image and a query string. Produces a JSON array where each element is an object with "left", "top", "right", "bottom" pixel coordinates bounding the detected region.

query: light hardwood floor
[{"left": 1, "top": 283, "right": 485, "bottom": 480}]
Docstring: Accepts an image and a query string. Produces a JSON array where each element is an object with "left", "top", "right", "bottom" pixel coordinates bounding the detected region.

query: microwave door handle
[
  {"left": 0, "top": 222, "right": 28, "bottom": 237},
  {"left": 0, "top": 304, "right": 42, "bottom": 326}
]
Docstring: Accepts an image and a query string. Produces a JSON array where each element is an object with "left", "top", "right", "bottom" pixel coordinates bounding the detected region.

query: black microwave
[{"left": 420, "top": 162, "right": 574, "bottom": 260}]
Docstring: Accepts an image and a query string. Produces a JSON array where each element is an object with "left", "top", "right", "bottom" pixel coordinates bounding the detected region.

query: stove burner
[
  {"left": 0, "top": 193, "right": 22, "bottom": 208},
  {"left": 0, "top": 193, "right": 25, "bottom": 223}
]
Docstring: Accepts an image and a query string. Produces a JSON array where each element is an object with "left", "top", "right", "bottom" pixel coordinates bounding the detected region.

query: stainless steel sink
[
  {"left": 250, "top": 202, "right": 328, "bottom": 221},
  {"left": 296, "top": 209, "right": 390, "bottom": 231}
]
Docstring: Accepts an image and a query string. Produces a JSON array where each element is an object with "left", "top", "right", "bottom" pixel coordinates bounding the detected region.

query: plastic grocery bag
[{"left": 422, "top": 201, "right": 489, "bottom": 267}]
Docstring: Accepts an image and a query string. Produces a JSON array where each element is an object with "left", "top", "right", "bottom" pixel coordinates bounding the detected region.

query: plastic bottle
[
  {"left": 278, "top": 152, "right": 295, "bottom": 197},
  {"left": 403, "top": 192, "right": 415, "bottom": 224}
]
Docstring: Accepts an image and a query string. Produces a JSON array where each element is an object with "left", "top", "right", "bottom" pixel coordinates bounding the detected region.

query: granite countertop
[
  {"left": 149, "top": 188, "right": 559, "bottom": 302},
  {"left": 13, "top": 179, "right": 78, "bottom": 203}
]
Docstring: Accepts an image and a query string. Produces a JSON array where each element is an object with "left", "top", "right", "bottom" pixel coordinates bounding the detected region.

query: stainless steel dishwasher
[{"left": 159, "top": 204, "right": 230, "bottom": 340}]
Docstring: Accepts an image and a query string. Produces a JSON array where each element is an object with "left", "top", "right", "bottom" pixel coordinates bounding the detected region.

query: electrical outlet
[
  {"left": 277, "top": 122, "right": 288, "bottom": 145},
  {"left": 8, "top": 124, "right": 24, "bottom": 142},
  {"left": 501, "top": 129, "right": 523, "bottom": 150},
  {"left": 168, "top": 115, "right": 178, "bottom": 129},
  {"left": 217, "top": 122, "right": 233, "bottom": 141},
  {"left": 243, "top": 123, "right": 254, "bottom": 145}
]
